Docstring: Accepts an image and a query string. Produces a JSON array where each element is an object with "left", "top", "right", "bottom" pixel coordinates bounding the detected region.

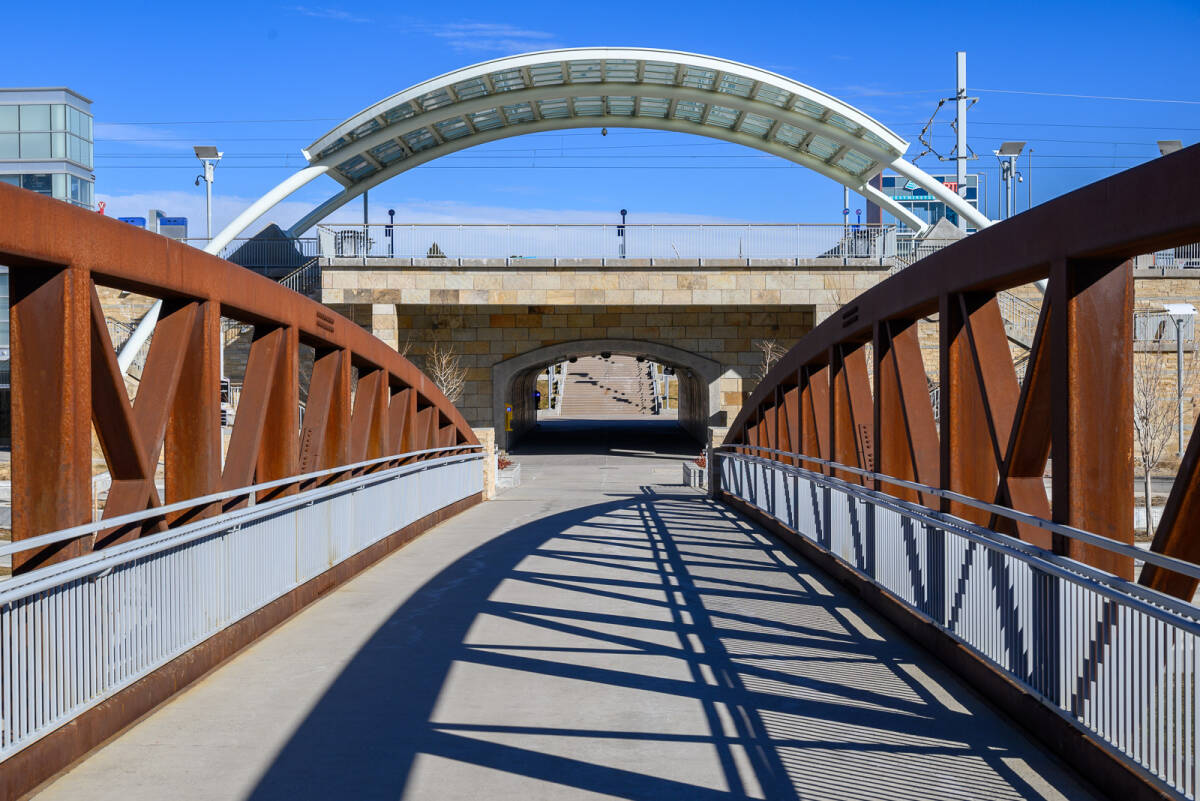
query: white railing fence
[
  {"left": 717, "top": 447, "right": 1200, "bottom": 799},
  {"left": 0, "top": 448, "right": 482, "bottom": 764},
  {"left": 316, "top": 223, "right": 898, "bottom": 262}
]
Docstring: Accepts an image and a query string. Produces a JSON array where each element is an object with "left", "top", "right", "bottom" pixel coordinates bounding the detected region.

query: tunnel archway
[
  {"left": 492, "top": 338, "right": 723, "bottom": 450},
  {"left": 206, "top": 47, "right": 990, "bottom": 253}
]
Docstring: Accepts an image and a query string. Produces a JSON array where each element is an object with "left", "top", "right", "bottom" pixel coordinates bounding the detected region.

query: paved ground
[{"left": 34, "top": 420, "right": 1099, "bottom": 800}]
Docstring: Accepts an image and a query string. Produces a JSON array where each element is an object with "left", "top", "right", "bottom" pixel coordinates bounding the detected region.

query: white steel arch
[{"left": 207, "top": 48, "right": 989, "bottom": 254}]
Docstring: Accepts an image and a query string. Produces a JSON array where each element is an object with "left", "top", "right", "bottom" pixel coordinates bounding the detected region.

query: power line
[{"left": 974, "top": 88, "right": 1200, "bottom": 105}]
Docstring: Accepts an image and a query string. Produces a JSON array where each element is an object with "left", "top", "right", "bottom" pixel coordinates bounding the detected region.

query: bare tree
[
  {"left": 1133, "top": 336, "right": 1196, "bottom": 538},
  {"left": 754, "top": 339, "right": 787, "bottom": 384},
  {"left": 397, "top": 333, "right": 414, "bottom": 360},
  {"left": 424, "top": 341, "right": 467, "bottom": 403}
]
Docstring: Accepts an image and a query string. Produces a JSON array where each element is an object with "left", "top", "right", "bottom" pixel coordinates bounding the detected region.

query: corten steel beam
[
  {"left": 830, "top": 344, "right": 874, "bottom": 485},
  {"left": 10, "top": 266, "right": 91, "bottom": 572},
  {"left": 166, "top": 299, "right": 221, "bottom": 526},
  {"left": 1050, "top": 258, "right": 1134, "bottom": 580},
  {"left": 727, "top": 147, "right": 1200, "bottom": 577},
  {"left": 0, "top": 183, "right": 477, "bottom": 570},
  {"left": 991, "top": 300, "right": 1054, "bottom": 548},
  {"left": 873, "top": 320, "right": 938, "bottom": 506},
  {"left": 801, "top": 365, "right": 831, "bottom": 473},
  {"left": 761, "top": 401, "right": 779, "bottom": 461},
  {"left": 1143, "top": 415, "right": 1200, "bottom": 597},
  {"left": 351, "top": 368, "right": 390, "bottom": 466},
  {"left": 779, "top": 384, "right": 799, "bottom": 467}
]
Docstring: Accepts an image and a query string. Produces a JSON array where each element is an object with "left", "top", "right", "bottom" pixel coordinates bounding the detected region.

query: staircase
[{"left": 559, "top": 356, "right": 658, "bottom": 417}]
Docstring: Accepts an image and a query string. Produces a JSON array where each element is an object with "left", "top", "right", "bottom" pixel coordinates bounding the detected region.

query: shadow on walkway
[
  {"left": 512, "top": 418, "right": 698, "bottom": 458},
  {"left": 244, "top": 484, "right": 1089, "bottom": 800}
]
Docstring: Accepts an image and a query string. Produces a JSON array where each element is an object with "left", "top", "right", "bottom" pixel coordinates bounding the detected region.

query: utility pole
[{"left": 955, "top": 51, "right": 968, "bottom": 229}]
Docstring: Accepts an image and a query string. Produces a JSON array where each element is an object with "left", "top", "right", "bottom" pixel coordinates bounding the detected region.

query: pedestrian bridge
[{"left": 1, "top": 143, "right": 1200, "bottom": 801}]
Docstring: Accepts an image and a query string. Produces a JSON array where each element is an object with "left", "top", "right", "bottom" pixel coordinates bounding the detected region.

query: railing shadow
[{"left": 244, "top": 489, "right": 1091, "bottom": 800}]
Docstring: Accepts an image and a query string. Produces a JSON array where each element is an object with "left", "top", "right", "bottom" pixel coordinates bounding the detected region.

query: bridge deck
[{"left": 33, "top": 422, "right": 1097, "bottom": 800}]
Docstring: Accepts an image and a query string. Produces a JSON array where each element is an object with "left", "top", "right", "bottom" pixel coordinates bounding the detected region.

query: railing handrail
[
  {"left": 716, "top": 449, "right": 1200, "bottom": 627},
  {"left": 718, "top": 443, "right": 1200, "bottom": 584},
  {"left": 0, "top": 450, "right": 482, "bottom": 604},
  {"left": 0, "top": 444, "right": 482, "bottom": 561}
]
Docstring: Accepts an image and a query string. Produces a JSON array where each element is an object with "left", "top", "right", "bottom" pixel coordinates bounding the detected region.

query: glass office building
[{"left": 0, "top": 88, "right": 94, "bottom": 209}]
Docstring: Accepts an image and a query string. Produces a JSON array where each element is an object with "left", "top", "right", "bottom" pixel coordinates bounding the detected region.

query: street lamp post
[
  {"left": 193, "top": 146, "right": 222, "bottom": 244},
  {"left": 1165, "top": 303, "right": 1197, "bottom": 456},
  {"left": 994, "top": 141, "right": 1025, "bottom": 220},
  {"left": 387, "top": 208, "right": 395, "bottom": 257},
  {"left": 618, "top": 208, "right": 627, "bottom": 259}
]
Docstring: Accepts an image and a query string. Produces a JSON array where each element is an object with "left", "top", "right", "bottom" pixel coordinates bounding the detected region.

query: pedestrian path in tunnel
[{"left": 32, "top": 423, "right": 1098, "bottom": 801}]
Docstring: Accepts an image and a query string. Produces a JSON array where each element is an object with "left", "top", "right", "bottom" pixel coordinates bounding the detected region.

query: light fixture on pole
[
  {"left": 618, "top": 208, "right": 627, "bottom": 259},
  {"left": 994, "top": 141, "right": 1025, "bottom": 220},
  {"left": 193, "top": 145, "right": 222, "bottom": 244},
  {"left": 1164, "top": 303, "right": 1197, "bottom": 456},
  {"left": 1158, "top": 140, "right": 1184, "bottom": 157}
]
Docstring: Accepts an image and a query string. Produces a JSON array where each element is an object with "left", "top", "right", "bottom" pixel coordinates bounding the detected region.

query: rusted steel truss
[
  {"left": 724, "top": 144, "right": 1200, "bottom": 592},
  {"left": 0, "top": 184, "right": 478, "bottom": 573}
]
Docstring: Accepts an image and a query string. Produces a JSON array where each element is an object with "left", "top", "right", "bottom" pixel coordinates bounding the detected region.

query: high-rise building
[{"left": 0, "top": 88, "right": 94, "bottom": 209}]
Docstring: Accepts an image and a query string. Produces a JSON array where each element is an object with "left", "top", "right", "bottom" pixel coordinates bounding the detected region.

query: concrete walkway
[{"left": 34, "top": 420, "right": 1099, "bottom": 800}]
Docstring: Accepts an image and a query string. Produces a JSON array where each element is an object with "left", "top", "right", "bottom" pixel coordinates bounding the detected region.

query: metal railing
[
  {"left": 180, "top": 237, "right": 319, "bottom": 267},
  {"left": 1147, "top": 242, "right": 1200, "bottom": 269},
  {"left": 278, "top": 257, "right": 322, "bottom": 297},
  {"left": 1137, "top": 308, "right": 1197, "bottom": 343},
  {"left": 0, "top": 447, "right": 482, "bottom": 763},
  {"left": 717, "top": 446, "right": 1200, "bottom": 799},
  {"left": 315, "top": 223, "right": 899, "bottom": 262}
]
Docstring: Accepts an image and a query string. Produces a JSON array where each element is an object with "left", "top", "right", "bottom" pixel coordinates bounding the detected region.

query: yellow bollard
[{"left": 505, "top": 404, "right": 513, "bottom": 432}]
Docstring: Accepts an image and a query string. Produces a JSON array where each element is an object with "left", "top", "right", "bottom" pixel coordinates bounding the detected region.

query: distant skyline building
[
  {"left": 0, "top": 87, "right": 94, "bottom": 209},
  {"left": 867, "top": 172, "right": 982, "bottom": 233},
  {"left": 119, "top": 210, "right": 189, "bottom": 240}
]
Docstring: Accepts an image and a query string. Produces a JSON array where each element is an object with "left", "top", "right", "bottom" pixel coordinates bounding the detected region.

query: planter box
[
  {"left": 497, "top": 464, "right": 522, "bottom": 489},
  {"left": 682, "top": 462, "right": 707, "bottom": 489}
]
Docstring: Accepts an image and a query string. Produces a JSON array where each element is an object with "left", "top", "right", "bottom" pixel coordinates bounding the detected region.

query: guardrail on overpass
[
  {"left": 315, "top": 222, "right": 899, "bottom": 262},
  {"left": 0, "top": 183, "right": 484, "bottom": 800}
]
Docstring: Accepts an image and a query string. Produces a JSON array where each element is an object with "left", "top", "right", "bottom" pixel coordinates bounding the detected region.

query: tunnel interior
[{"left": 495, "top": 340, "right": 721, "bottom": 453}]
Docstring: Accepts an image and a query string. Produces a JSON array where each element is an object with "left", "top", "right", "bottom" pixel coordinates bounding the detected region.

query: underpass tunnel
[{"left": 493, "top": 340, "right": 723, "bottom": 452}]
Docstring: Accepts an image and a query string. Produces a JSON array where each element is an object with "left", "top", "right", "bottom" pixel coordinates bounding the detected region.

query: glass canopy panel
[
  {"left": 837, "top": 150, "right": 874, "bottom": 175},
  {"left": 369, "top": 139, "right": 408, "bottom": 165},
  {"left": 793, "top": 97, "right": 825, "bottom": 119},
  {"left": 572, "top": 96, "right": 604, "bottom": 117},
  {"left": 738, "top": 112, "right": 774, "bottom": 137},
  {"left": 529, "top": 63, "right": 565, "bottom": 86},
  {"left": 351, "top": 118, "right": 381, "bottom": 139},
  {"left": 416, "top": 89, "right": 454, "bottom": 112},
  {"left": 402, "top": 128, "right": 437, "bottom": 153},
  {"left": 470, "top": 108, "right": 505, "bottom": 131},
  {"left": 681, "top": 67, "right": 715, "bottom": 90},
  {"left": 672, "top": 100, "right": 705, "bottom": 123},
  {"left": 753, "top": 85, "right": 791, "bottom": 108},
  {"left": 452, "top": 78, "right": 490, "bottom": 101},
  {"left": 641, "top": 62, "right": 677, "bottom": 85},
  {"left": 606, "top": 96, "right": 635, "bottom": 116},
  {"left": 337, "top": 155, "right": 376, "bottom": 181},
  {"left": 503, "top": 102, "right": 536, "bottom": 123},
  {"left": 773, "top": 123, "right": 807, "bottom": 147},
  {"left": 568, "top": 61, "right": 603, "bottom": 83},
  {"left": 384, "top": 103, "right": 418, "bottom": 124},
  {"left": 704, "top": 105, "right": 739, "bottom": 129},
  {"left": 604, "top": 60, "right": 638, "bottom": 82},
  {"left": 537, "top": 98, "right": 571, "bottom": 119},
  {"left": 490, "top": 69, "right": 526, "bottom": 92},
  {"left": 316, "top": 136, "right": 350, "bottom": 160},
  {"left": 435, "top": 117, "right": 472, "bottom": 141},
  {"left": 862, "top": 130, "right": 894, "bottom": 153},
  {"left": 806, "top": 134, "right": 841, "bottom": 160},
  {"left": 717, "top": 74, "right": 755, "bottom": 98},
  {"left": 637, "top": 97, "right": 670, "bottom": 118},
  {"left": 825, "top": 113, "right": 860, "bottom": 135}
]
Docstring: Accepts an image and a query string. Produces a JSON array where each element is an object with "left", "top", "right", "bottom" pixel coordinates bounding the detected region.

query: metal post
[
  {"left": 955, "top": 51, "right": 968, "bottom": 230},
  {"left": 1178, "top": 317, "right": 1185, "bottom": 456},
  {"left": 204, "top": 162, "right": 214, "bottom": 242}
]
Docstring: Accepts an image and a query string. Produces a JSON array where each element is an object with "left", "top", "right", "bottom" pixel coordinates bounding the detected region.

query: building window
[
  {"left": 20, "top": 174, "right": 51, "bottom": 195},
  {"left": 0, "top": 133, "right": 15, "bottom": 159},
  {"left": 0, "top": 175, "right": 17, "bottom": 187},
  {"left": 19, "top": 105, "right": 50, "bottom": 132},
  {"left": 0, "top": 106, "right": 16, "bottom": 132},
  {"left": 19, "top": 132, "right": 50, "bottom": 159}
]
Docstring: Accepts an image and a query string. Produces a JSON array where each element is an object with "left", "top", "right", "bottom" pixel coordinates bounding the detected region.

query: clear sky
[{"left": 6, "top": 0, "right": 1199, "bottom": 235}]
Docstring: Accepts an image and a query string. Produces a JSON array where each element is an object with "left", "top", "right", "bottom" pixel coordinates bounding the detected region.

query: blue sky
[{"left": 6, "top": 0, "right": 1199, "bottom": 234}]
